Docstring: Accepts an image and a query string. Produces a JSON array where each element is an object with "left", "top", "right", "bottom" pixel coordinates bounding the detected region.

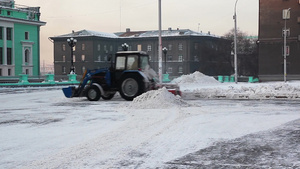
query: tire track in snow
[{"left": 22, "top": 108, "right": 187, "bottom": 168}]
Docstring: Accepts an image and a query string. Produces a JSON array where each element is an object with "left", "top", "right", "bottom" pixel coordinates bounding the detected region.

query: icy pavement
[
  {"left": 165, "top": 119, "right": 300, "bottom": 168},
  {"left": 0, "top": 86, "right": 300, "bottom": 168}
]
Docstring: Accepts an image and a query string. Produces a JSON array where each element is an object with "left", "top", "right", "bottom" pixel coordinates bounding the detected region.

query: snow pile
[
  {"left": 126, "top": 87, "right": 190, "bottom": 109},
  {"left": 188, "top": 82, "right": 300, "bottom": 99},
  {"left": 171, "top": 71, "right": 220, "bottom": 85}
]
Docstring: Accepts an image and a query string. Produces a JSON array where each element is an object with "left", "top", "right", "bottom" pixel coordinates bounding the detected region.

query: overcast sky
[{"left": 15, "top": 0, "right": 259, "bottom": 65}]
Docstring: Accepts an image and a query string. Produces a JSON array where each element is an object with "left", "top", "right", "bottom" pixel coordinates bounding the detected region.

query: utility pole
[
  {"left": 283, "top": 8, "right": 291, "bottom": 83},
  {"left": 233, "top": 0, "right": 239, "bottom": 84},
  {"left": 158, "top": 0, "right": 163, "bottom": 84}
]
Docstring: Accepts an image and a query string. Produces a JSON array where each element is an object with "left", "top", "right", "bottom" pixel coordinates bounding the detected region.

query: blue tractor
[{"left": 63, "top": 51, "right": 158, "bottom": 101}]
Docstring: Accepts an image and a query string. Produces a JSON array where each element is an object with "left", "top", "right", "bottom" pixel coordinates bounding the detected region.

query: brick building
[
  {"left": 258, "top": 0, "right": 300, "bottom": 81},
  {"left": 50, "top": 28, "right": 232, "bottom": 80}
]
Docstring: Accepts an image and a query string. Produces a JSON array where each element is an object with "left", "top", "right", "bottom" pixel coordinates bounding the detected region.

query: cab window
[
  {"left": 116, "top": 56, "right": 126, "bottom": 70},
  {"left": 127, "top": 55, "right": 138, "bottom": 70}
]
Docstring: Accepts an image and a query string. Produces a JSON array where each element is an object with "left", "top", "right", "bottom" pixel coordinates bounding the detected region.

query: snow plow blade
[
  {"left": 167, "top": 89, "right": 181, "bottom": 96},
  {"left": 62, "top": 86, "right": 75, "bottom": 98},
  {"left": 157, "top": 83, "right": 182, "bottom": 96}
]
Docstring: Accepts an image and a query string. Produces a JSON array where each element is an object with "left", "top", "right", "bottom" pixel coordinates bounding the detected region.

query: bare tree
[
  {"left": 223, "top": 28, "right": 258, "bottom": 76},
  {"left": 223, "top": 28, "right": 257, "bottom": 55}
]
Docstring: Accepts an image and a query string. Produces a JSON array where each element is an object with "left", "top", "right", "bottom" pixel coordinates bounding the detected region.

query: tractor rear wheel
[
  {"left": 119, "top": 74, "right": 144, "bottom": 101},
  {"left": 86, "top": 85, "right": 101, "bottom": 101}
]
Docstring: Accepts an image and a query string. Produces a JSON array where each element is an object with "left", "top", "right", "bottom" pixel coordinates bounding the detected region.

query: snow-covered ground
[{"left": 0, "top": 73, "right": 300, "bottom": 168}]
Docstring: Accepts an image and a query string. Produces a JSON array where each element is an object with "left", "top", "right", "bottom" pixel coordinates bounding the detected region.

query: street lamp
[
  {"left": 122, "top": 43, "right": 129, "bottom": 51},
  {"left": 67, "top": 37, "right": 77, "bottom": 74},
  {"left": 283, "top": 8, "right": 291, "bottom": 83},
  {"left": 233, "top": 0, "right": 239, "bottom": 84},
  {"left": 162, "top": 47, "right": 168, "bottom": 74}
]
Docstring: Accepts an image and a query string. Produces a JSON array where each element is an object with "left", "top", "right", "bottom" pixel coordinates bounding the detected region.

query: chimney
[
  {"left": 126, "top": 28, "right": 130, "bottom": 33},
  {"left": 168, "top": 27, "right": 172, "bottom": 31}
]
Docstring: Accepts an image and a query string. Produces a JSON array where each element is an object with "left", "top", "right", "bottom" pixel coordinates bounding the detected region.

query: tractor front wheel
[{"left": 86, "top": 85, "right": 101, "bottom": 101}]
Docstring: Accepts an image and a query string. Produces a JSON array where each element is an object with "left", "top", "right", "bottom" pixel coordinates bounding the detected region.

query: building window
[
  {"left": 0, "top": 47, "right": 2, "bottom": 65},
  {"left": 194, "top": 43, "right": 198, "bottom": 50},
  {"left": 7, "top": 11, "right": 11, "bottom": 16},
  {"left": 62, "top": 66, "right": 66, "bottom": 74},
  {"left": 147, "top": 45, "right": 152, "bottom": 51},
  {"left": 167, "top": 55, "right": 173, "bottom": 61},
  {"left": 178, "top": 43, "right": 183, "bottom": 51},
  {"left": 137, "top": 44, "right": 142, "bottom": 51},
  {"left": 98, "top": 55, "right": 101, "bottom": 61},
  {"left": 178, "top": 66, "right": 183, "bottom": 73},
  {"left": 0, "top": 27, "right": 2, "bottom": 40},
  {"left": 8, "top": 69, "right": 11, "bottom": 76},
  {"left": 25, "top": 32, "right": 29, "bottom": 40},
  {"left": 194, "top": 56, "right": 199, "bottom": 62},
  {"left": 0, "top": 69, "right": 2, "bottom": 76},
  {"left": 167, "top": 67, "right": 173, "bottom": 74},
  {"left": 168, "top": 44, "right": 172, "bottom": 51},
  {"left": 25, "top": 69, "right": 29, "bottom": 75},
  {"left": 97, "top": 44, "right": 101, "bottom": 51},
  {"left": 118, "top": 46, "right": 122, "bottom": 51},
  {"left": 82, "top": 66, "right": 86, "bottom": 74},
  {"left": 82, "top": 44, "right": 85, "bottom": 51},
  {"left": 25, "top": 49, "right": 30, "bottom": 63},
  {"left": 178, "top": 55, "right": 183, "bottom": 62},
  {"left": 7, "top": 28, "right": 12, "bottom": 40},
  {"left": 7, "top": 48, "right": 12, "bottom": 65},
  {"left": 62, "top": 44, "right": 66, "bottom": 51},
  {"left": 110, "top": 45, "right": 113, "bottom": 52},
  {"left": 104, "top": 45, "right": 107, "bottom": 52},
  {"left": 63, "top": 55, "right": 66, "bottom": 62},
  {"left": 81, "top": 55, "right": 85, "bottom": 61}
]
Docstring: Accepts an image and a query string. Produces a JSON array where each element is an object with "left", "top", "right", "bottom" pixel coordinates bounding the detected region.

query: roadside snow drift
[
  {"left": 125, "top": 87, "right": 190, "bottom": 109},
  {"left": 171, "top": 72, "right": 300, "bottom": 100},
  {"left": 171, "top": 71, "right": 220, "bottom": 85}
]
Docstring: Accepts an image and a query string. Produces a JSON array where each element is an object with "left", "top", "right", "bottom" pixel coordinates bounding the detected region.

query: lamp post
[
  {"left": 283, "top": 8, "right": 291, "bottom": 83},
  {"left": 67, "top": 37, "right": 77, "bottom": 74},
  {"left": 162, "top": 47, "right": 168, "bottom": 74},
  {"left": 233, "top": 0, "right": 239, "bottom": 84},
  {"left": 122, "top": 43, "right": 129, "bottom": 51},
  {"left": 158, "top": 0, "right": 163, "bottom": 84}
]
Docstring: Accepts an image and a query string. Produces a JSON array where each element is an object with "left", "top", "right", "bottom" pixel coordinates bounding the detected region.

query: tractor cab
[{"left": 111, "top": 51, "right": 157, "bottom": 86}]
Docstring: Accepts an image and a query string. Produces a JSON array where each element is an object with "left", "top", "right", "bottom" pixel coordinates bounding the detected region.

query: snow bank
[
  {"left": 184, "top": 82, "right": 300, "bottom": 100},
  {"left": 171, "top": 71, "right": 220, "bottom": 85},
  {"left": 125, "top": 87, "right": 190, "bottom": 109}
]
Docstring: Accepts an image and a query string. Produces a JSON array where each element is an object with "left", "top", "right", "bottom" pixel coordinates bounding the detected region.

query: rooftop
[
  {"left": 0, "top": 0, "right": 40, "bottom": 13},
  {"left": 53, "top": 28, "right": 219, "bottom": 40},
  {"left": 117, "top": 28, "right": 218, "bottom": 38},
  {"left": 55, "top": 30, "right": 119, "bottom": 39}
]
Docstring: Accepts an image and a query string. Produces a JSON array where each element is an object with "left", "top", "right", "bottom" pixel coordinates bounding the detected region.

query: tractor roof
[{"left": 116, "top": 51, "right": 148, "bottom": 56}]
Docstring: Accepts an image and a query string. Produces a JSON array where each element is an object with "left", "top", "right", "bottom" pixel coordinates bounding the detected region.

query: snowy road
[{"left": 0, "top": 87, "right": 300, "bottom": 168}]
